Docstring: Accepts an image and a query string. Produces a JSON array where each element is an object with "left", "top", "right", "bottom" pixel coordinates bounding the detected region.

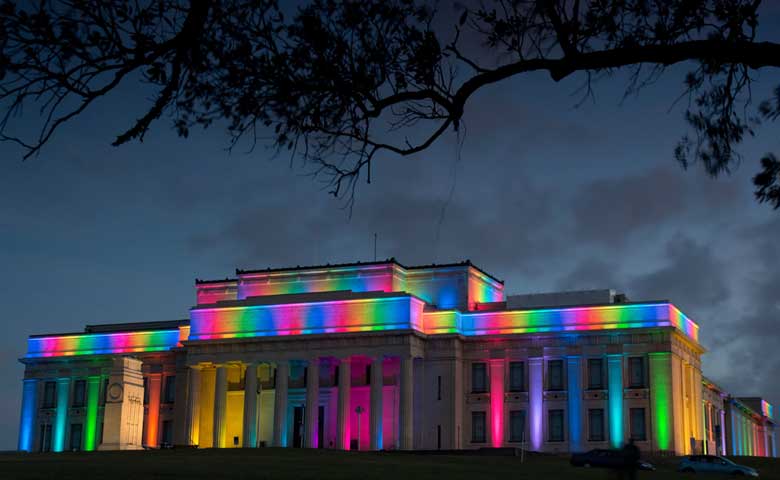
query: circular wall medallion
[{"left": 108, "top": 383, "right": 123, "bottom": 401}]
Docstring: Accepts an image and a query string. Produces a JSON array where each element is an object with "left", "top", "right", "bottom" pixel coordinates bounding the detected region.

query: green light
[
  {"left": 84, "top": 376, "right": 100, "bottom": 450},
  {"left": 649, "top": 353, "right": 671, "bottom": 451}
]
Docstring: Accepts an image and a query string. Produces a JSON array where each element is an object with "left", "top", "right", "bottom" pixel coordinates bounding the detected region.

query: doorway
[{"left": 293, "top": 406, "right": 305, "bottom": 448}]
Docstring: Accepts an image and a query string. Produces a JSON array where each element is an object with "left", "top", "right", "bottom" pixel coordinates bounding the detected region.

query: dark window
[
  {"left": 101, "top": 378, "right": 109, "bottom": 405},
  {"left": 143, "top": 377, "right": 149, "bottom": 404},
  {"left": 509, "top": 410, "right": 526, "bottom": 442},
  {"left": 365, "top": 365, "right": 371, "bottom": 385},
  {"left": 161, "top": 420, "right": 173, "bottom": 446},
  {"left": 72, "top": 380, "right": 86, "bottom": 407},
  {"left": 472, "top": 363, "right": 487, "bottom": 393},
  {"left": 39, "top": 424, "right": 52, "bottom": 452},
  {"left": 630, "top": 408, "right": 646, "bottom": 440},
  {"left": 437, "top": 425, "right": 442, "bottom": 449},
  {"left": 548, "top": 360, "right": 564, "bottom": 391},
  {"left": 548, "top": 409, "right": 564, "bottom": 442},
  {"left": 334, "top": 366, "right": 339, "bottom": 386},
  {"left": 437, "top": 375, "right": 442, "bottom": 401},
  {"left": 99, "top": 421, "right": 104, "bottom": 445},
  {"left": 471, "top": 411, "right": 486, "bottom": 443},
  {"left": 589, "top": 409, "right": 605, "bottom": 441},
  {"left": 509, "top": 362, "right": 525, "bottom": 392},
  {"left": 629, "top": 357, "right": 645, "bottom": 388},
  {"left": 587, "top": 359, "right": 605, "bottom": 389},
  {"left": 163, "top": 376, "right": 176, "bottom": 403},
  {"left": 43, "top": 381, "right": 56, "bottom": 408},
  {"left": 69, "top": 423, "right": 82, "bottom": 451}
]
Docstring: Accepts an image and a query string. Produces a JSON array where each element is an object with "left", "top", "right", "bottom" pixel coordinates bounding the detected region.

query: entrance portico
[{"left": 183, "top": 331, "right": 423, "bottom": 451}]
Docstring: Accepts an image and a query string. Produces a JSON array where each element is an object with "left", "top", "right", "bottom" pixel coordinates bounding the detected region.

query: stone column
[
  {"left": 213, "top": 365, "right": 228, "bottom": 448},
  {"left": 528, "top": 357, "right": 543, "bottom": 451},
  {"left": 566, "top": 356, "right": 583, "bottom": 452},
  {"left": 53, "top": 377, "right": 71, "bottom": 452},
  {"left": 145, "top": 373, "right": 162, "bottom": 448},
  {"left": 369, "top": 357, "right": 384, "bottom": 450},
  {"left": 186, "top": 367, "right": 201, "bottom": 446},
  {"left": 649, "top": 352, "right": 673, "bottom": 453},
  {"left": 273, "top": 361, "right": 289, "bottom": 447},
  {"left": 337, "top": 357, "right": 351, "bottom": 450},
  {"left": 607, "top": 354, "right": 624, "bottom": 449},
  {"left": 17, "top": 378, "right": 38, "bottom": 452},
  {"left": 305, "top": 358, "right": 320, "bottom": 448},
  {"left": 399, "top": 356, "right": 414, "bottom": 450},
  {"left": 489, "top": 359, "right": 505, "bottom": 448},
  {"left": 243, "top": 363, "right": 258, "bottom": 448}
]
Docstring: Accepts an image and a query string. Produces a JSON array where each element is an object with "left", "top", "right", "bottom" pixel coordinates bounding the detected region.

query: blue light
[
  {"left": 567, "top": 357, "right": 582, "bottom": 452},
  {"left": 17, "top": 379, "right": 37, "bottom": 451}
]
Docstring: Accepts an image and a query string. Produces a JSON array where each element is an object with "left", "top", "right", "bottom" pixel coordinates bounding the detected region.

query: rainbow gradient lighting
[
  {"left": 762, "top": 400, "right": 774, "bottom": 419},
  {"left": 26, "top": 329, "right": 184, "bottom": 358},
  {"left": 190, "top": 295, "right": 425, "bottom": 340}
]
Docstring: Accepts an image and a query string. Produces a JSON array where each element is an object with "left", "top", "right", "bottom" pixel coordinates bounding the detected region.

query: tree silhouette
[{"left": 2, "top": 0, "right": 780, "bottom": 208}]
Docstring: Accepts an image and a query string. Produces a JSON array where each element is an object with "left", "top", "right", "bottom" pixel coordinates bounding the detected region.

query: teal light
[
  {"left": 608, "top": 355, "right": 623, "bottom": 448},
  {"left": 53, "top": 377, "right": 70, "bottom": 452}
]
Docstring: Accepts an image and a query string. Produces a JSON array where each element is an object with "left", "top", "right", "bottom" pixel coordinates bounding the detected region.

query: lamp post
[{"left": 355, "top": 406, "right": 365, "bottom": 450}]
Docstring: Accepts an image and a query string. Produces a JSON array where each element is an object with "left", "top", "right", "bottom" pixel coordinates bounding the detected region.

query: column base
[{"left": 97, "top": 443, "right": 145, "bottom": 450}]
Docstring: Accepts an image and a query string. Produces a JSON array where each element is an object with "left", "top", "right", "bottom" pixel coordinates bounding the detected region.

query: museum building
[{"left": 17, "top": 259, "right": 777, "bottom": 456}]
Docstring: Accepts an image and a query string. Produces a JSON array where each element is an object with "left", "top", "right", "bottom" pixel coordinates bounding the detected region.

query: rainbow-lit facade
[{"left": 17, "top": 259, "right": 777, "bottom": 456}]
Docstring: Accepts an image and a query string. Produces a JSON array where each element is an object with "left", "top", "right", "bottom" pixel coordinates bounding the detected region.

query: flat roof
[{"left": 233, "top": 258, "right": 504, "bottom": 285}]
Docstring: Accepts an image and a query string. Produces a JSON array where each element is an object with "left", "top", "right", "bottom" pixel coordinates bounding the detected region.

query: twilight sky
[{"left": 1, "top": 4, "right": 780, "bottom": 451}]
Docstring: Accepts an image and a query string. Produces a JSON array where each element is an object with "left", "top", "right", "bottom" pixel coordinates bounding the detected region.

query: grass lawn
[{"left": 1, "top": 448, "right": 778, "bottom": 480}]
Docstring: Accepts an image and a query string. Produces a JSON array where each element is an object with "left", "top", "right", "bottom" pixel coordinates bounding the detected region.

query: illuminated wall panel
[
  {"left": 238, "top": 265, "right": 397, "bottom": 299},
  {"left": 189, "top": 296, "right": 425, "bottom": 340},
  {"left": 84, "top": 376, "right": 100, "bottom": 451},
  {"left": 608, "top": 355, "right": 623, "bottom": 448},
  {"left": 53, "top": 377, "right": 70, "bottom": 452},
  {"left": 27, "top": 329, "right": 182, "bottom": 358},
  {"left": 17, "top": 379, "right": 37, "bottom": 452}
]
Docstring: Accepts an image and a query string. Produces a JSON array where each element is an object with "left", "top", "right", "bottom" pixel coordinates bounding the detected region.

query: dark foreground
[{"left": 1, "top": 448, "right": 778, "bottom": 480}]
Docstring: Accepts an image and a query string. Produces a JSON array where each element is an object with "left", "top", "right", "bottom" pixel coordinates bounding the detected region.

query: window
[
  {"left": 628, "top": 357, "right": 645, "bottom": 388},
  {"left": 471, "top": 411, "right": 486, "bottom": 443},
  {"left": 334, "top": 366, "right": 339, "bottom": 386},
  {"left": 437, "top": 376, "right": 442, "bottom": 401},
  {"left": 143, "top": 377, "right": 149, "bottom": 404},
  {"left": 548, "top": 360, "right": 564, "bottom": 391},
  {"left": 69, "top": 423, "right": 82, "bottom": 451},
  {"left": 161, "top": 420, "right": 173, "bottom": 446},
  {"left": 39, "top": 424, "right": 52, "bottom": 452},
  {"left": 509, "top": 410, "right": 526, "bottom": 442},
  {"left": 43, "top": 381, "right": 56, "bottom": 408},
  {"left": 365, "top": 364, "right": 371, "bottom": 385},
  {"left": 587, "top": 359, "right": 604, "bottom": 389},
  {"left": 588, "top": 409, "right": 605, "bottom": 441},
  {"left": 72, "top": 380, "right": 86, "bottom": 407},
  {"left": 472, "top": 363, "right": 487, "bottom": 393},
  {"left": 548, "top": 409, "right": 564, "bottom": 442},
  {"left": 101, "top": 378, "right": 109, "bottom": 405},
  {"left": 163, "top": 376, "right": 176, "bottom": 403},
  {"left": 509, "top": 362, "right": 525, "bottom": 392},
  {"left": 630, "top": 408, "right": 646, "bottom": 440}
]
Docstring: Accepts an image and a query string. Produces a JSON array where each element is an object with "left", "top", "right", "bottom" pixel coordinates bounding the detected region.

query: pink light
[{"left": 490, "top": 359, "right": 505, "bottom": 447}]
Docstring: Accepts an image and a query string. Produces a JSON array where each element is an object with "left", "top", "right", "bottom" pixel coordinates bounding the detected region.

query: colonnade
[{"left": 184, "top": 355, "right": 415, "bottom": 450}]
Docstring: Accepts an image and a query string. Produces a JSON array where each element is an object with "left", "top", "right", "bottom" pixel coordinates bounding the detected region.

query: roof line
[{"left": 233, "top": 258, "right": 504, "bottom": 285}]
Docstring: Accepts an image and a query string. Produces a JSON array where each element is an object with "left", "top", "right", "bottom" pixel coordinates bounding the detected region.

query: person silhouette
[{"left": 622, "top": 438, "right": 640, "bottom": 480}]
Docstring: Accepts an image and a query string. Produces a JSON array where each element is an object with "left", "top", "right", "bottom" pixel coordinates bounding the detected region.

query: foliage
[{"left": 1, "top": 0, "right": 780, "bottom": 208}]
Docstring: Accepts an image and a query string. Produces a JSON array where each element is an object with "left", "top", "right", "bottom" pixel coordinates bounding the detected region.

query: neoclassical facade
[{"left": 17, "top": 259, "right": 776, "bottom": 456}]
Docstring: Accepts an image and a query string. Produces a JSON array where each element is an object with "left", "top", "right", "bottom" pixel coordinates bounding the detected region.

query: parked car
[
  {"left": 678, "top": 455, "right": 759, "bottom": 476},
  {"left": 570, "top": 449, "right": 656, "bottom": 470}
]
